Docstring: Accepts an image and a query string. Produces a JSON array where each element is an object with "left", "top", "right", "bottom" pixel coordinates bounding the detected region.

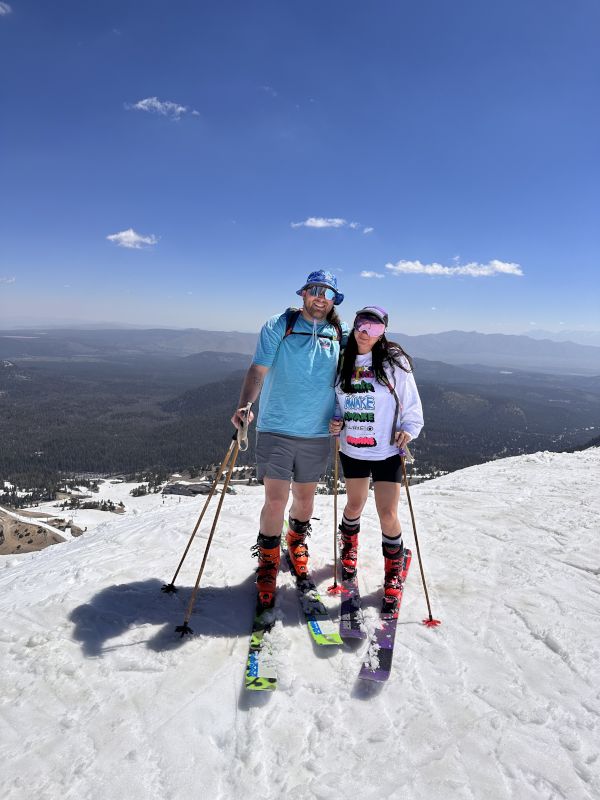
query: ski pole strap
[
  {"left": 399, "top": 444, "right": 414, "bottom": 463},
  {"left": 381, "top": 374, "right": 401, "bottom": 446},
  {"left": 237, "top": 402, "right": 252, "bottom": 452}
]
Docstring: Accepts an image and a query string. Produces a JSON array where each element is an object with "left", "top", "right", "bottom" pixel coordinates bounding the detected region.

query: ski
[
  {"left": 339, "top": 575, "right": 367, "bottom": 640},
  {"left": 244, "top": 611, "right": 277, "bottom": 692},
  {"left": 283, "top": 547, "right": 343, "bottom": 646},
  {"left": 359, "top": 549, "right": 412, "bottom": 682}
]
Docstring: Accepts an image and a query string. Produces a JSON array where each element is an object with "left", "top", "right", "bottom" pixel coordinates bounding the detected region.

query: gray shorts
[{"left": 256, "top": 432, "right": 331, "bottom": 483}]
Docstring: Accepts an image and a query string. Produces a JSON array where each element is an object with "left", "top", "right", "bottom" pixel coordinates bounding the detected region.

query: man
[{"left": 231, "top": 270, "right": 347, "bottom": 611}]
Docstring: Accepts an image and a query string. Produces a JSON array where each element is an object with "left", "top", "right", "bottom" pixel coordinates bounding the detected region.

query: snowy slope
[{"left": 1, "top": 449, "right": 599, "bottom": 800}]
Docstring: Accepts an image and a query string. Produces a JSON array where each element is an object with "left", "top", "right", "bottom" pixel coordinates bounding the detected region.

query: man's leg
[
  {"left": 286, "top": 480, "right": 318, "bottom": 576},
  {"left": 253, "top": 478, "right": 290, "bottom": 610},
  {"left": 289, "top": 480, "right": 318, "bottom": 522},
  {"left": 260, "top": 478, "right": 291, "bottom": 535}
]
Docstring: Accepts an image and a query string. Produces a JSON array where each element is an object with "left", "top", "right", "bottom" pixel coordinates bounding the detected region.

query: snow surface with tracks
[{"left": 1, "top": 449, "right": 599, "bottom": 799}]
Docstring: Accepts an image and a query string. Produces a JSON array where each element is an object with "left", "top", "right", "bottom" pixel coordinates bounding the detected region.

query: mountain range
[{"left": 1, "top": 326, "right": 599, "bottom": 374}]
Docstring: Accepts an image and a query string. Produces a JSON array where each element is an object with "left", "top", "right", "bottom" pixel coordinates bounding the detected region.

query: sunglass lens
[
  {"left": 355, "top": 319, "right": 385, "bottom": 336},
  {"left": 307, "top": 285, "right": 335, "bottom": 301}
]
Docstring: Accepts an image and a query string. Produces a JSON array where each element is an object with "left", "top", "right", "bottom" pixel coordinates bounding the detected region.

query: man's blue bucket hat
[{"left": 296, "top": 270, "right": 344, "bottom": 305}]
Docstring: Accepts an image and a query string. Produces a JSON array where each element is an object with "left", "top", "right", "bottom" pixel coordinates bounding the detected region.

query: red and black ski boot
[
  {"left": 340, "top": 528, "right": 359, "bottom": 581},
  {"left": 382, "top": 540, "right": 404, "bottom": 615}
]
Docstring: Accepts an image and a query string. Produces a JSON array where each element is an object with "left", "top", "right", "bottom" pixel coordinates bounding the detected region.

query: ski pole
[
  {"left": 328, "top": 426, "right": 346, "bottom": 595},
  {"left": 176, "top": 436, "right": 241, "bottom": 636},
  {"left": 400, "top": 454, "right": 441, "bottom": 627},
  {"left": 162, "top": 403, "right": 252, "bottom": 595},
  {"left": 161, "top": 438, "right": 236, "bottom": 594}
]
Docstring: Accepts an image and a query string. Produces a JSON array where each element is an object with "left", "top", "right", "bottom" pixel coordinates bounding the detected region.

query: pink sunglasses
[{"left": 354, "top": 317, "right": 386, "bottom": 337}]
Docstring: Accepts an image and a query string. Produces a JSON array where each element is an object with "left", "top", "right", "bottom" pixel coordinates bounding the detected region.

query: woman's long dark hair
[{"left": 337, "top": 329, "right": 413, "bottom": 393}]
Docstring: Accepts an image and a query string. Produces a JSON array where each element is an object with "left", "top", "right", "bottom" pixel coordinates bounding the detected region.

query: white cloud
[
  {"left": 106, "top": 228, "right": 158, "bottom": 249},
  {"left": 0, "top": 3, "right": 12, "bottom": 15},
  {"left": 385, "top": 259, "right": 524, "bottom": 278},
  {"left": 292, "top": 217, "right": 347, "bottom": 229},
  {"left": 0, "top": 276, "right": 15, "bottom": 284},
  {"left": 259, "top": 85, "right": 278, "bottom": 98},
  {"left": 291, "top": 217, "right": 373, "bottom": 233},
  {"left": 124, "top": 96, "right": 197, "bottom": 120},
  {"left": 361, "top": 271, "right": 384, "bottom": 279}
]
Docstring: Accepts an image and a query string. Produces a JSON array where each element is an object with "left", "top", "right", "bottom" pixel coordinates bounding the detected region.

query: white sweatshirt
[{"left": 334, "top": 353, "right": 424, "bottom": 461}]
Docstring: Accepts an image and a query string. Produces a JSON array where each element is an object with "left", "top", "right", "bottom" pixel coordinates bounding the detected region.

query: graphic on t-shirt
[
  {"left": 352, "top": 365, "right": 375, "bottom": 380},
  {"left": 349, "top": 380, "right": 374, "bottom": 393},
  {"left": 347, "top": 435, "right": 377, "bottom": 447},
  {"left": 349, "top": 365, "right": 375, "bottom": 394},
  {"left": 344, "top": 395, "right": 375, "bottom": 410},
  {"left": 344, "top": 411, "right": 374, "bottom": 422},
  {"left": 343, "top": 363, "right": 378, "bottom": 447}
]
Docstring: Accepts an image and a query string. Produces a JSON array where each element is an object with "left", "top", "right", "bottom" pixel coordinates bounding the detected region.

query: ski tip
[
  {"left": 245, "top": 677, "right": 277, "bottom": 692},
  {"left": 423, "top": 618, "right": 441, "bottom": 627}
]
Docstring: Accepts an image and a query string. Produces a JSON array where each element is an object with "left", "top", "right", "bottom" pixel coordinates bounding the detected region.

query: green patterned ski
[
  {"left": 244, "top": 612, "right": 277, "bottom": 692},
  {"left": 283, "top": 547, "right": 343, "bottom": 647}
]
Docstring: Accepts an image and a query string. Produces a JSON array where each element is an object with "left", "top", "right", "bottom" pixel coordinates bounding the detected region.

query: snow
[
  {"left": 33, "top": 479, "right": 177, "bottom": 532},
  {"left": 1, "top": 449, "right": 599, "bottom": 799}
]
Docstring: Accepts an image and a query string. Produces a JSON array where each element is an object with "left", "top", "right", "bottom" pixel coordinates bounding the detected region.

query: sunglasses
[
  {"left": 354, "top": 317, "right": 386, "bottom": 337},
  {"left": 305, "top": 284, "right": 336, "bottom": 301}
]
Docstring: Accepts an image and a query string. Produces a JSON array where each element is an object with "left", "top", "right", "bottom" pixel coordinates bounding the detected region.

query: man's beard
[{"left": 305, "top": 301, "right": 328, "bottom": 320}]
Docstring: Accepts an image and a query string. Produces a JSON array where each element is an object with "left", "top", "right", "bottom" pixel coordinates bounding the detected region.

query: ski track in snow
[{"left": 1, "top": 449, "right": 599, "bottom": 799}]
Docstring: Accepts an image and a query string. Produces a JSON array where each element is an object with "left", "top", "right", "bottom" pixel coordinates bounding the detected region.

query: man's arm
[{"left": 231, "top": 363, "right": 269, "bottom": 428}]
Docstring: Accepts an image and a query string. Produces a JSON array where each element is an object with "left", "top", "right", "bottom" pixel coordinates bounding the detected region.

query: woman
[{"left": 329, "top": 305, "right": 424, "bottom": 611}]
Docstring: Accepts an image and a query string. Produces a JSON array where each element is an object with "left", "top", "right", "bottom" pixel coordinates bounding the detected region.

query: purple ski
[
  {"left": 339, "top": 577, "right": 366, "bottom": 640},
  {"left": 359, "top": 549, "right": 412, "bottom": 683}
]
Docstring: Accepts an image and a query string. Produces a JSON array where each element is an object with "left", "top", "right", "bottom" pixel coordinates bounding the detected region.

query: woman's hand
[
  {"left": 329, "top": 418, "right": 344, "bottom": 436},
  {"left": 394, "top": 430, "right": 411, "bottom": 449}
]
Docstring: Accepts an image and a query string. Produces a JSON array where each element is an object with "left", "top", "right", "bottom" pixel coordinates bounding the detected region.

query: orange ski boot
[
  {"left": 252, "top": 534, "right": 281, "bottom": 611},
  {"left": 286, "top": 518, "right": 311, "bottom": 577}
]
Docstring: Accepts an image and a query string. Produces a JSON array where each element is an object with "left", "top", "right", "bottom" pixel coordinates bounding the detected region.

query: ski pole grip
[{"left": 237, "top": 402, "right": 253, "bottom": 451}]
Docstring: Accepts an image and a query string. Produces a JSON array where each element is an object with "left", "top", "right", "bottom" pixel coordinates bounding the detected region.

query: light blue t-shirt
[{"left": 253, "top": 310, "right": 347, "bottom": 438}]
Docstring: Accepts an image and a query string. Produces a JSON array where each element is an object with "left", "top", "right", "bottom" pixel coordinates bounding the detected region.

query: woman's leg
[
  {"left": 343, "top": 477, "right": 371, "bottom": 520},
  {"left": 373, "top": 481, "right": 401, "bottom": 538},
  {"left": 374, "top": 481, "right": 405, "bottom": 604},
  {"left": 340, "top": 477, "right": 370, "bottom": 578}
]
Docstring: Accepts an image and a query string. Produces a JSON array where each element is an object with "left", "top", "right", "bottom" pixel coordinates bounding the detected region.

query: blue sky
[{"left": 1, "top": 0, "right": 598, "bottom": 334}]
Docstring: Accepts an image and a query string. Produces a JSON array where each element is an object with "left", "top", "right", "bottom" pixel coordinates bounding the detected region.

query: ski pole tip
[
  {"left": 423, "top": 618, "right": 441, "bottom": 627},
  {"left": 175, "top": 623, "right": 194, "bottom": 637},
  {"left": 327, "top": 583, "right": 349, "bottom": 595}
]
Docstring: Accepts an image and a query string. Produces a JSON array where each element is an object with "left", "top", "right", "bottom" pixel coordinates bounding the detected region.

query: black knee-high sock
[
  {"left": 340, "top": 513, "right": 360, "bottom": 534},
  {"left": 382, "top": 532, "right": 403, "bottom": 558}
]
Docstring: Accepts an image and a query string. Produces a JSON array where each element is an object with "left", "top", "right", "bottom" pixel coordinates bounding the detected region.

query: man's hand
[{"left": 231, "top": 407, "right": 255, "bottom": 429}]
